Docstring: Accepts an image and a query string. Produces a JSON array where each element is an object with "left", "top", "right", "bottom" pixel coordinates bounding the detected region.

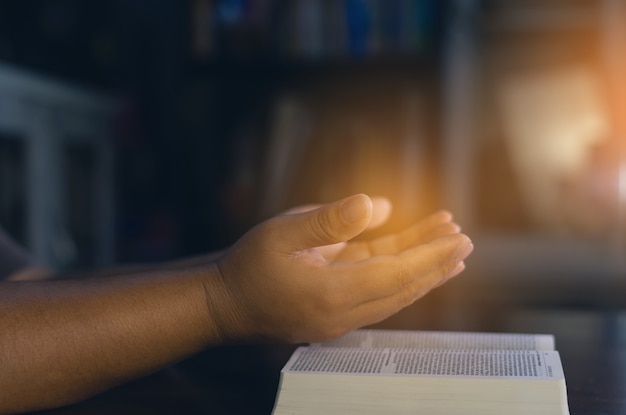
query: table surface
[{"left": 31, "top": 308, "right": 626, "bottom": 415}]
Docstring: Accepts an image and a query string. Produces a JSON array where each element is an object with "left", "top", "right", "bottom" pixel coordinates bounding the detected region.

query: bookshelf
[
  {"left": 184, "top": 0, "right": 445, "bottom": 243},
  {"left": 0, "top": 1, "right": 445, "bottom": 261},
  {"left": 189, "top": 0, "right": 441, "bottom": 63}
]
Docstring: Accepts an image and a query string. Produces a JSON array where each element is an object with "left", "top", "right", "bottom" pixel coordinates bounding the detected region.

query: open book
[{"left": 271, "top": 329, "right": 569, "bottom": 415}]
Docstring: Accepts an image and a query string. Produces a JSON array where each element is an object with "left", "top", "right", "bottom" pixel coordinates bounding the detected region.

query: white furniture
[{"left": 0, "top": 62, "right": 116, "bottom": 269}]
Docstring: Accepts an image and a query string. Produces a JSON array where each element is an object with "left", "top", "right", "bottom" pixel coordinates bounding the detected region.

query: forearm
[{"left": 0, "top": 263, "right": 228, "bottom": 414}]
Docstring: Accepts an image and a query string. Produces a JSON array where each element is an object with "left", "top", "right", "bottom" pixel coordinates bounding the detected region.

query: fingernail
[
  {"left": 341, "top": 194, "right": 370, "bottom": 223},
  {"left": 455, "top": 236, "right": 474, "bottom": 260}
]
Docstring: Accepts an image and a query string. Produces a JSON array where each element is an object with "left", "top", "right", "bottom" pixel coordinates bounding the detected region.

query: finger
[
  {"left": 367, "top": 197, "right": 392, "bottom": 230},
  {"left": 274, "top": 194, "right": 373, "bottom": 251},
  {"left": 284, "top": 197, "right": 390, "bottom": 229},
  {"left": 282, "top": 204, "right": 321, "bottom": 215},
  {"left": 432, "top": 261, "right": 465, "bottom": 289},
  {"left": 332, "top": 222, "right": 460, "bottom": 262},
  {"left": 345, "top": 255, "right": 470, "bottom": 329},
  {"left": 347, "top": 267, "right": 452, "bottom": 329},
  {"left": 413, "top": 221, "right": 462, "bottom": 245},
  {"left": 333, "top": 233, "right": 473, "bottom": 303},
  {"left": 368, "top": 210, "right": 458, "bottom": 256},
  {"left": 390, "top": 210, "right": 458, "bottom": 251}
]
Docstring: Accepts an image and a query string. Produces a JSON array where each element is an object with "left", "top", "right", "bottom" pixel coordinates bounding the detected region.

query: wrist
[{"left": 198, "top": 261, "right": 250, "bottom": 345}]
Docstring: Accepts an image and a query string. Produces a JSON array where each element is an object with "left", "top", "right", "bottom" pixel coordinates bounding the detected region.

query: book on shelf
[
  {"left": 271, "top": 329, "right": 569, "bottom": 415},
  {"left": 190, "top": 0, "right": 439, "bottom": 61}
]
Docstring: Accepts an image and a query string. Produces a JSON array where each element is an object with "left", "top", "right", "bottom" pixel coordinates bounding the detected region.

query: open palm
[{"left": 283, "top": 198, "right": 461, "bottom": 264}]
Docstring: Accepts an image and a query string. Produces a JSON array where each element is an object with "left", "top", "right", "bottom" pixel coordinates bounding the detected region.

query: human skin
[{"left": 0, "top": 194, "right": 472, "bottom": 414}]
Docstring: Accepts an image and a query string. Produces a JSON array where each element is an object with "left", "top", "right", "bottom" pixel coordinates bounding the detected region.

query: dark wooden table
[
  {"left": 498, "top": 309, "right": 626, "bottom": 415},
  {"left": 31, "top": 308, "right": 626, "bottom": 415}
]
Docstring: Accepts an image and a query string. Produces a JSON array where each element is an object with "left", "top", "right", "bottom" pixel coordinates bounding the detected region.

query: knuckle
[
  {"left": 394, "top": 261, "right": 410, "bottom": 289},
  {"left": 400, "top": 284, "right": 419, "bottom": 307},
  {"left": 393, "top": 261, "right": 426, "bottom": 307},
  {"left": 433, "top": 250, "right": 451, "bottom": 272},
  {"left": 440, "top": 259, "right": 458, "bottom": 279},
  {"left": 309, "top": 210, "right": 338, "bottom": 242}
]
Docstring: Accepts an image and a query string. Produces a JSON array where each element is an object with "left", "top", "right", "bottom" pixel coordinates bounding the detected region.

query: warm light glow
[
  {"left": 259, "top": 85, "right": 439, "bottom": 235},
  {"left": 496, "top": 65, "right": 613, "bottom": 237}
]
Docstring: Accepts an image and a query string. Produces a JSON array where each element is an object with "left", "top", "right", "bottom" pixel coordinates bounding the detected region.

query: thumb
[{"left": 276, "top": 194, "right": 373, "bottom": 251}]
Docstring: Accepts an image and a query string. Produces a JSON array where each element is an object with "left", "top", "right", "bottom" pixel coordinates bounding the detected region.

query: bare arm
[
  {"left": 0, "top": 194, "right": 472, "bottom": 414},
  {"left": 0, "top": 265, "right": 227, "bottom": 414}
]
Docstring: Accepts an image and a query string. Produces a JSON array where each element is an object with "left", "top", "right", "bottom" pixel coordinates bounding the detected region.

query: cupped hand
[
  {"left": 212, "top": 194, "right": 473, "bottom": 344},
  {"left": 281, "top": 198, "right": 460, "bottom": 263}
]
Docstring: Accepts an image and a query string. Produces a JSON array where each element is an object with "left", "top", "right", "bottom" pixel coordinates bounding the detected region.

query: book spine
[{"left": 191, "top": 0, "right": 439, "bottom": 61}]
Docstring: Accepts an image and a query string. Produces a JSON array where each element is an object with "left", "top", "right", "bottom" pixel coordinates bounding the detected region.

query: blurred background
[{"left": 1, "top": 0, "right": 626, "bottom": 329}]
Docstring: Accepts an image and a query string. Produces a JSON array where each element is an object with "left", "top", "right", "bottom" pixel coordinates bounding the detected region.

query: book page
[
  {"left": 284, "top": 347, "right": 564, "bottom": 379},
  {"left": 318, "top": 329, "right": 555, "bottom": 351}
]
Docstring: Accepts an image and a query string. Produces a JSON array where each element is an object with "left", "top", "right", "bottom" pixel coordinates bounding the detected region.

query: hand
[
  {"left": 211, "top": 194, "right": 473, "bottom": 344},
  {"left": 284, "top": 199, "right": 461, "bottom": 264},
  {"left": 280, "top": 197, "right": 393, "bottom": 262}
]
